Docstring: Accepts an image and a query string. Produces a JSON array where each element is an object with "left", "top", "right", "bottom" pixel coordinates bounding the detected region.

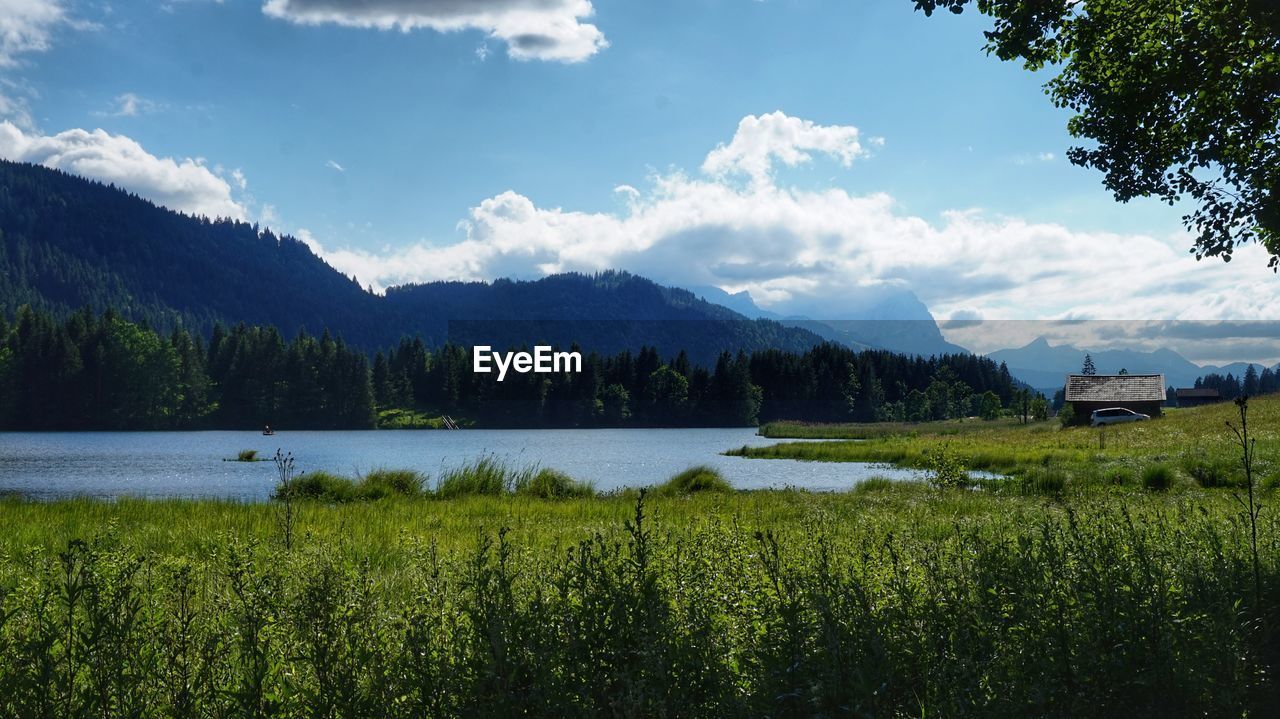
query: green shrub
[
  {"left": 1142, "top": 463, "right": 1176, "bottom": 491},
  {"left": 359, "top": 468, "right": 426, "bottom": 498},
  {"left": 655, "top": 465, "right": 732, "bottom": 496},
  {"left": 925, "top": 444, "right": 969, "bottom": 490},
  {"left": 275, "top": 470, "right": 359, "bottom": 502},
  {"left": 435, "top": 457, "right": 511, "bottom": 498},
  {"left": 236, "top": 449, "right": 259, "bottom": 462},
  {"left": 1058, "top": 402, "right": 1076, "bottom": 427}
]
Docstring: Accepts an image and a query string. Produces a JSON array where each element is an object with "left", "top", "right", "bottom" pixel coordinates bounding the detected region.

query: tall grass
[
  {"left": 654, "top": 465, "right": 732, "bottom": 495},
  {"left": 0, "top": 490, "right": 1276, "bottom": 716},
  {"left": 851, "top": 476, "right": 898, "bottom": 493},
  {"left": 276, "top": 469, "right": 360, "bottom": 502},
  {"left": 274, "top": 468, "right": 428, "bottom": 502},
  {"left": 1142, "top": 463, "right": 1177, "bottom": 491},
  {"left": 434, "top": 458, "right": 597, "bottom": 500},
  {"left": 435, "top": 457, "right": 516, "bottom": 498},
  {"left": 361, "top": 468, "right": 427, "bottom": 498},
  {"left": 512, "top": 468, "right": 595, "bottom": 499}
]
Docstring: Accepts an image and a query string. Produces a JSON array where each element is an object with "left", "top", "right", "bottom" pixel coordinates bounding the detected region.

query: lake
[{"left": 0, "top": 428, "right": 925, "bottom": 501}]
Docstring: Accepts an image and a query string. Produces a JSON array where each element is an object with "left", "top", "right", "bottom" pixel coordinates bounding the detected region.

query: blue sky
[
  {"left": 3, "top": 0, "right": 1279, "bottom": 360},
  {"left": 21, "top": 0, "right": 1160, "bottom": 237}
]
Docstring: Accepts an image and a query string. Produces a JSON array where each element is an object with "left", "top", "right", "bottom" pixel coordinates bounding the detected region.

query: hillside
[
  {"left": 0, "top": 160, "right": 825, "bottom": 362},
  {"left": 0, "top": 160, "right": 387, "bottom": 344},
  {"left": 385, "top": 273, "right": 826, "bottom": 363}
]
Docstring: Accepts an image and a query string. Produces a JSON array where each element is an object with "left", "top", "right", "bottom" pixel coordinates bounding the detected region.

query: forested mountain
[
  {"left": 0, "top": 153, "right": 1033, "bottom": 430},
  {"left": 385, "top": 274, "right": 825, "bottom": 364},
  {"left": 0, "top": 160, "right": 824, "bottom": 362},
  {"left": 0, "top": 160, "right": 386, "bottom": 344}
]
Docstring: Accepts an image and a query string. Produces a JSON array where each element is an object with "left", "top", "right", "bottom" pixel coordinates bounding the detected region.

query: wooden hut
[
  {"left": 1174, "top": 387, "right": 1222, "bottom": 408},
  {"left": 1063, "top": 374, "right": 1166, "bottom": 424}
]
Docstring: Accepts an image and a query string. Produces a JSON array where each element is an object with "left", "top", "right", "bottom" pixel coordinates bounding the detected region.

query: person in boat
[{"left": 263, "top": 425, "right": 274, "bottom": 435}]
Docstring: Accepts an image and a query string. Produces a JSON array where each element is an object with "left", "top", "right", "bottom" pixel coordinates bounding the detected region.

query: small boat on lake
[{"left": 262, "top": 425, "right": 276, "bottom": 436}]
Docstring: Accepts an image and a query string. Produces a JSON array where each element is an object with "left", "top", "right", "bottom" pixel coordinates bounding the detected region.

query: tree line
[
  {"left": 1194, "top": 365, "right": 1280, "bottom": 402},
  {"left": 368, "top": 334, "right": 1025, "bottom": 427},
  {"left": 0, "top": 306, "right": 1027, "bottom": 430},
  {"left": 0, "top": 306, "right": 375, "bottom": 430}
]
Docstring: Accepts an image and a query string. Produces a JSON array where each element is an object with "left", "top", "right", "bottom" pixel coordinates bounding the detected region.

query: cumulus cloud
[
  {"left": 0, "top": 120, "right": 247, "bottom": 219},
  {"left": 702, "top": 111, "right": 877, "bottom": 186},
  {"left": 299, "top": 111, "right": 1280, "bottom": 337},
  {"left": 261, "top": 0, "right": 608, "bottom": 62},
  {"left": 0, "top": 0, "right": 67, "bottom": 67}
]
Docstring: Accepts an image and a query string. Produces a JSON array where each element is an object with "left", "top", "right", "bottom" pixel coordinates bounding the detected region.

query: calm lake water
[{"left": 0, "top": 428, "right": 924, "bottom": 501}]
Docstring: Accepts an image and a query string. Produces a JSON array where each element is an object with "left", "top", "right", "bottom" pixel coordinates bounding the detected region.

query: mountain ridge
[
  {"left": 6, "top": 158, "right": 1269, "bottom": 377},
  {"left": 987, "top": 335, "right": 1275, "bottom": 391},
  {"left": 0, "top": 160, "right": 826, "bottom": 365},
  {"left": 690, "top": 284, "right": 968, "bottom": 358}
]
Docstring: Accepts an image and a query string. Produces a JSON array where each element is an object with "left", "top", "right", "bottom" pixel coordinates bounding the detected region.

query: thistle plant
[
  {"left": 273, "top": 450, "right": 298, "bottom": 551},
  {"left": 1226, "top": 395, "right": 1264, "bottom": 606}
]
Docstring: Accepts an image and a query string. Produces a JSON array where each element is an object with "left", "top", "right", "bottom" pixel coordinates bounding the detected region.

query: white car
[{"left": 1090, "top": 407, "right": 1150, "bottom": 427}]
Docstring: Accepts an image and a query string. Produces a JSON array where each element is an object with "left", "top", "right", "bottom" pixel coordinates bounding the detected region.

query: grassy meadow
[
  {"left": 743, "top": 395, "right": 1280, "bottom": 491},
  {"left": 1, "top": 399, "right": 1279, "bottom": 716}
]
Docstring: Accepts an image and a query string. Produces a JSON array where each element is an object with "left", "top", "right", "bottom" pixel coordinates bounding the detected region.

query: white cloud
[
  {"left": 0, "top": 120, "right": 247, "bottom": 219},
  {"left": 0, "top": 1, "right": 66, "bottom": 127},
  {"left": 702, "top": 111, "right": 875, "bottom": 186},
  {"left": 94, "top": 92, "right": 161, "bottom": 118},
  {"left": 0, "top": 0, "right": 67, "bottom": 67},
  {"left": 261, "top": 0, "right": 607, "bottom": 63},
  {"left": 298, "top": 111, "right": 1280, "bottom": 329},
  {"left": 0, "top": 1, "right": 98, "bottom": 128},
  {"left": 0, "top": 86, "right": 33, "bottom": 129},
  {"left": 938, "top": 320, "right": 1280, "bottom": 366},
  {"left": 325, "top": 159, "right": 345, "bottom": 172},
  {"left": 1013, "top": 151, "right": 1057, "bottom": 165}
]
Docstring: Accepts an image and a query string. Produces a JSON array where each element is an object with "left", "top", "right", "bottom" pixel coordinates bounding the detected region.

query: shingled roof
[{"left": 1064, "top": 374, "right": 1166, "bottom": 402}]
